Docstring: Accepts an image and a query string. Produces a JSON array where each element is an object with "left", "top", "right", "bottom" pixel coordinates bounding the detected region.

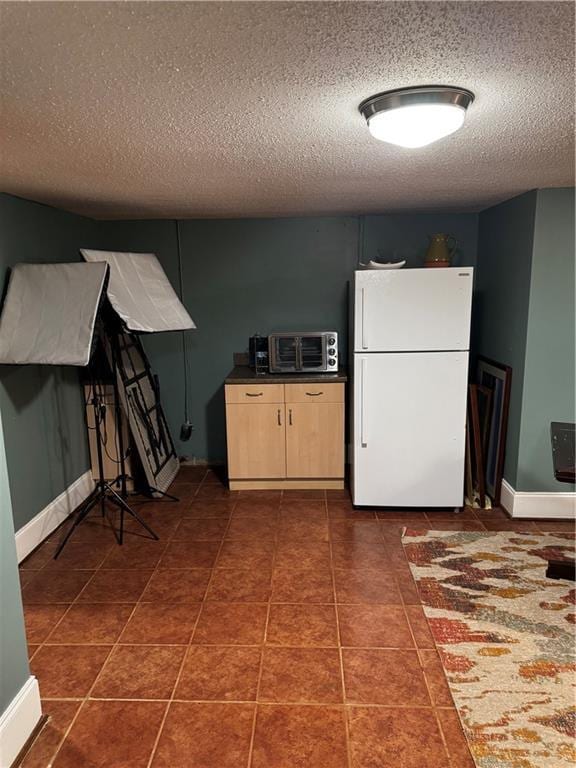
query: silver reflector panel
[
  {"left": 81, "top": 249, "right": 195, "bottom": 333},
  {"left": 0, "top": 262, "right": 108, "bottom": 366}
]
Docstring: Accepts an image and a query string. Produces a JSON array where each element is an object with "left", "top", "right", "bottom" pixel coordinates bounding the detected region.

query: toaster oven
[{"left": 268, "top": 332, "right": 338, "bottom": 373}]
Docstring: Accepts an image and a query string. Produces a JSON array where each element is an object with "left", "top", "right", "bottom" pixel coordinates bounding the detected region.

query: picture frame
[
  {"left": 468, "top": 383, "right": 486, "bottom": 508},
  {"left": 477, "top": 357, "right": 512, "bottom": 505}
]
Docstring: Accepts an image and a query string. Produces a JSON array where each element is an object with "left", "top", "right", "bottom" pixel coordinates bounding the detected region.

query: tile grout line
[
  {"left": 328, "top": 495, "right": 355, "bottom": 768},
  {"left": 39, "top": 694, "right": 463, "bottom": 709},
  {"left": 145, "top": 470, "right": 236, "bottom": 768},
  {"left": 398, "top": 528, "right": 454, "bottom": 765},
  {"left": 35, "top": 639, "right": 466, "bottom": 651},
  {"left": 245, "top": 493, "right": 281, "bottom": 768}
]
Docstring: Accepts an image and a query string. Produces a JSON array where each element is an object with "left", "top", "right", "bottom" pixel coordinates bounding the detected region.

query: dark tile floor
[{"left": 18, "top": 466, "right": 574, "bottom": 767}]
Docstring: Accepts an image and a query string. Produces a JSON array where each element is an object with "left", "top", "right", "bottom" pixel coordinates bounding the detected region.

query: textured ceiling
[{"left": 0, "top": 1, "right": 574, "bottom": 219}]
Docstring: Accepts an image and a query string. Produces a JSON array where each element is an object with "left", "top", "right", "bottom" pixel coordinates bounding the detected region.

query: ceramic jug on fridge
[{"left": 425, "top": 233, "right": 457, "bottom": 267}]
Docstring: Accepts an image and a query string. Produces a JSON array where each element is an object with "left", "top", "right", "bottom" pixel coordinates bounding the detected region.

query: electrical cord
[
  {"left": 85, "top": 378, "right": 127, "bottom": 465},
  {"left": 176, "top": 219, "right": 193, "bottom": 441},
  {"left": 176, "top": 219, "right": 189, "bottom": 423}
]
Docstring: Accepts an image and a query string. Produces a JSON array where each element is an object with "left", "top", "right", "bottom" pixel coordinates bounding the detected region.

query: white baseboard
[
  {"left": 0, "top": 676, "right": 41, "bottom": 768},
  {"left": 15, "top": 470, "right": 93, "bottom": 563},
  {"left": 501, "top": 479, "right": 576, "bottom": 520}
]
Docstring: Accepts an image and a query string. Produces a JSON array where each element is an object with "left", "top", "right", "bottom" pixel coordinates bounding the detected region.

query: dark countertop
[{"left": 225, "top": 365, "right": 348, "bottom": 385}]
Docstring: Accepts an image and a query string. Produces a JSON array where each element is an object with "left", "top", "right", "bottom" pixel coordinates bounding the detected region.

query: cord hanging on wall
[{"left": 176, "top": 219, "right": 194, "bottom": 442}]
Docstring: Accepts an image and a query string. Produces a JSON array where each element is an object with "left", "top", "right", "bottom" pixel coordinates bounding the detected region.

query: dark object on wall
[
  {"left": 180, "top": 422, "right": 194, "bottom": 441},
  {"left": 550, "top": 422, "right": 575, "bottom": 484},
  {"left": 477, "top": 357, "right": 512, "bottom": 506}
]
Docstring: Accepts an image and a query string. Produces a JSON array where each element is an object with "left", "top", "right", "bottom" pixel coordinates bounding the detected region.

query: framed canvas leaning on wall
[{"left": 477, "top": 356, "right": 512, "bottom": 506}]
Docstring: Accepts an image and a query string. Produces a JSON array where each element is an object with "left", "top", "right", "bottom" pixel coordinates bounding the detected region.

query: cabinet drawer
[
  {"left": 225, "top": 383, "right": 284, "bottom": 404},
  {"left": 285, "top": 383, "right": 344, "bottom": 403}
]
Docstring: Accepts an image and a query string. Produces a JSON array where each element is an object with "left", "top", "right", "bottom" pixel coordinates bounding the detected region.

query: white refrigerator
[{"left": 352, "top": 267, "right": 473, "bottom": 508}]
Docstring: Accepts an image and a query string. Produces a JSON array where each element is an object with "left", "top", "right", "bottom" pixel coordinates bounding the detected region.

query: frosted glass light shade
[
  {"left": 359, "top": 86, "right": 474, "bottom": 149},
  {"left": 367, "top": 103, "right": 466, "bottom": 148}
]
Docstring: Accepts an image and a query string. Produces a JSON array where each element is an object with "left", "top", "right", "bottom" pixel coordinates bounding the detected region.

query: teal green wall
[
  {"left": 0, "top": 194, "right": 99, "bottom": 532},
  {"left": 0, "top": 407, "right": 30, "bottom": 715},
  {"left": 518, "top": 188, "right": 575, "bottom": 491},
  {"left": 475, "top": 191, "right": 537, "bottom": 487},
  {"left": 103, "top": 213, "right": 478, "bottom": 462},
  {"left": 177, "top": 217, "right": 358, "bottom": 461},
  {"left": 475, "top": 188, "right": 575, "bottom": 493},
  {"left": 362, "top": 213, "right": 478, "bottom": 267}
]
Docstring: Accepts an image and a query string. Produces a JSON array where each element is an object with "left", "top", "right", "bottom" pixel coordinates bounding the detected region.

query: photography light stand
[
  {"left": 54, "top": 332, "right": 159, "bottom": 559},
  {"left": 0, "top": 256, "right": 190, "bottom": 560}
]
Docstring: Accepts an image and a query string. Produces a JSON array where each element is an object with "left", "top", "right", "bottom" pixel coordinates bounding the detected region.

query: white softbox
[
  {"left": 0, "top": 262, "right": 108, "bottom": 366},
  {"left": 80, "top": 249, "right": 195, "bottom": 333}
]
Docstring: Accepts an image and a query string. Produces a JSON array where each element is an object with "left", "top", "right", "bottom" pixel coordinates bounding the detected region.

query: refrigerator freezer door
[
  {"left": 352, "top": 351, "right": 468, "bottom": 507},
  {"left": 354, "top": 268, "right": 473, "bottom": 352}
]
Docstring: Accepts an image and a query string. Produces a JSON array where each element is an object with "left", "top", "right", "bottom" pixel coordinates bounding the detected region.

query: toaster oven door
[
  {"left": 270, "top": 335, "right": 299, "bottom": 372},
  {"left": 300, "top": 335, "right": 326, "bottom": 370}
]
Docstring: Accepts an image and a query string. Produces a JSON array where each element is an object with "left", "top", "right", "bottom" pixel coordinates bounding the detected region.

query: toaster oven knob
[
  {"left": 328, "top": 338, "right": 336, "bottom": 345},
  {"left": 328, "top": 359, "right": 336, "bottom": 366}
]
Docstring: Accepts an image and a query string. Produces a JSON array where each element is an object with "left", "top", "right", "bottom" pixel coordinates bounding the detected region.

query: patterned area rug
[{"left": 402, "top": 529, "right": 575, "bottom": 768}]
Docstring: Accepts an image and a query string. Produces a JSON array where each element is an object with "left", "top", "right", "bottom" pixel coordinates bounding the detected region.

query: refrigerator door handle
[
  {"left": 361, "top": 288, "right": 368, "bottom": 350},
  {"left": 360, "top": 357, "right": 367, "bottom": 447}
]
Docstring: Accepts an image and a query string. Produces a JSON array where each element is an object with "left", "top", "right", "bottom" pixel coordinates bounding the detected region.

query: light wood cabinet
[
  {"left": 225, "top": 381, "right": 345, "bottom": 490},
  {"left": 285, "top": 402, "right": 344, "bottom": 478},
  {"left": 226, "top": 403, "right": 286, "bottom": 479}
]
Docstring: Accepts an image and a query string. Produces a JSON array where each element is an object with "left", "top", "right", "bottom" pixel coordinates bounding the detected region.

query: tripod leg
[
  {"left": 147, "top": 485, "right": 180, "bottom": 502},
  {"left": 53, "top": 491, "right": 100, "bottom": 559},
  {"left": 105, "top": 482, "right": 159, "bottom": 541},
  {"left": 91, "top": 383, "right": 108, "bottom": 518}
]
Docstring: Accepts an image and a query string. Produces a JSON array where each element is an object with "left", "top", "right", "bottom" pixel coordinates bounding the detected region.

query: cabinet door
[
  {"left": 285, "top": 403, "right": 344, "bottom": 478},
  {"left": 226, "top": 404, "right": 286, "bottom": 479}
]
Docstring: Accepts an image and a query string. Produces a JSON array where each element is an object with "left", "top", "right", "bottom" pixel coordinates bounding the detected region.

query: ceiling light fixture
[{"left": 359, "top": 85, "right": 474, "bottom": 148}]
